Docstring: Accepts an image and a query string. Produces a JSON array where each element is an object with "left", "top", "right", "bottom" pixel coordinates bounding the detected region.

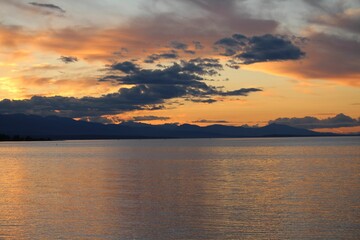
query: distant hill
[{"left": 0, "top": 114, "right": 335, "bottom": 140}]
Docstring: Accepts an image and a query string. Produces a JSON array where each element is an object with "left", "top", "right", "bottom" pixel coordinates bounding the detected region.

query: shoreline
[{"left": 1, "top": 134, "right": 358, "bottom": 142}]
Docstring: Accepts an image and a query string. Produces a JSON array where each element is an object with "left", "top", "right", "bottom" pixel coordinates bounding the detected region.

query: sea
[{"left": 0, "top": 137, "right": 359, "bottom": 239}]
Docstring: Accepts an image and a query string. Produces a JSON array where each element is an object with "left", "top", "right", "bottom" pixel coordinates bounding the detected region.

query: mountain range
[{"left": 0, "top": 114, "right": 335, "bottom": 140}]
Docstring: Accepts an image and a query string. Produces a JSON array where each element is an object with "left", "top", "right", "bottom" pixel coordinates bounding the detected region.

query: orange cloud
[
  {"left": 0, "top": 24, "right": 31, "bottom": 47},
  {"left": 1, "top": 9, "right": 359, "bottom": 95},
  {"left": 0, "top": 7, "right": 276, "bottom": 63}
]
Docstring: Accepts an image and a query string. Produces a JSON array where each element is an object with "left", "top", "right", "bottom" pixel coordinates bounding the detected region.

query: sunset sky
[{"left": 0, "top": 0, "right": 359, "bottom": 132}]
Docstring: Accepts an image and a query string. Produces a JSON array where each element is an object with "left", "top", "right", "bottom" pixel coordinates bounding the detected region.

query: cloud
[
  {"left": 103, "top": 58, "right": 224, "bottom": 85},
  {"left": 215, "top": 36, "right": 243, "bottom": 56},
  {"left": 219, "top": 88, "right": 262, "bottom": 96},
  {"left": 226, "top": 59, "right": 240, "bottom": 69},
  {"left": 132, "top": 116, "right": 170, "bottom": 122},
  {"left": 237, "top": 34, "right": 306, "bottom": 64},
  {"left": 184, "top": 50, "right": 196, "bottom": 55},
  {"left": 16, "top": 0, "right": 276, "bottom": 61},
  {"left": 193, "top": 41, "right": 204, "bottom": 50},
  {"left": 269, "top": 113, "right": 360, "bottom": 129},
  {"left": 0, "top": 86, "right": 164, "bottom": 118},
  {"left": 104, "top": 58, "right": 261, "bottom": 97},
  {"left": 295, "top": 33, "right": 360, "bottom": 83},
  {"left": 173, "top": 0, "right": 279, "bottom": 35},
  {"left": 314, "top": 9, "right": 360, "bottom": 34},
  {"left": 169, "top": 41, "right": 198, "bottom": 55},
  {"left": 103, "top": 59, "right": 262, "bottom": 105},
  {"left": 193, "top": 119, "right": 229, "bottom": 124},
  {"left": 59, "top": 56, "right": 78, "bottom": 64},
  {"left": 29, "top": 2, "right": 65, "bottom": 13},
  {"left": 215, "top": 33, "right": 305, "bottom": 64},
  {"left": 20, "top": 64, "right": 61, "bottom": 72},
  {"left": 0, "top": 23, "right": 29, "bottom": 48},
  {"left": 170, "top": 41, "right": 188, "bottom": 50},
  {"left": 0, "top": 0, "right": 64, "bottom": 16},
  {"left": 0, "top": 0, "right": 279, "bottom": 63},
  {"left": 0, "top": 84, "right": 260, "bottom": 118},
  {"left": 303, "top": 0, "right": 360, "bottom": 34},
  {"left": 0, "top": 75, "right": 120, "bottom": 100},
  {"left": 0, "top": 58, "right": 262, "bottom": 118},
  {"left": 110, "top": 61, "right": 140, "bottom": 74},
  {"left": 144, "top": 51, "right": 179, "bottom": 63},
  {"left": 188, "top": 98, "right": 217, "bottom": 104},
  {"left": 253, "top": 32, "right": 360, "bottom": 85}
]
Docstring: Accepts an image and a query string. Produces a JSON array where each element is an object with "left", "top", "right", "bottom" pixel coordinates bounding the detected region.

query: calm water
[{"left": 0, "top": 137, "right": 359, "bottom": 240}]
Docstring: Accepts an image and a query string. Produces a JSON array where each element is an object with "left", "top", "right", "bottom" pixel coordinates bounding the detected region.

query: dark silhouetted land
[{"left": 0, "top": 114, "right": 338, "bottom": 140}]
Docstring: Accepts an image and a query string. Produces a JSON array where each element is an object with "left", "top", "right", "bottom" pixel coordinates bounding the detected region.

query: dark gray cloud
[
  {"left": 215, "top": 36, "right": 243, "bottom": 56},
  {"left": 29, "top": 2, "right": 65, "bottom": 13},
  {"left": 104, "top": 58, "right": 224, "bottom": 85},
  {"left": 0, "top": 58, "right": 262, "bottom": 119},
  {"left": 59, "top": 56, "right": 78, "bottom": 64},
  {"left": 169, "top": 41, "right": 198, "bottom": 54},
  {"left": 170, "top": 41, "right": 188, "bottom": 50},
  {"left": 184, "top": 50, "right": 196, "bottom": 55},
  {"left": 237, "top": 34, "right": 306, "bottom": 64},
  {"left": 193, "top": 41, "right": 204, "bottom": 50},
  {"left": 226, "top": 59, "right": 240, "bottom": 69},
  {"left": 112, "top": 47, "right": 129, "bottom": 57},
  {"left": 193, "top": 119, "right": 229, "bottom": 124},
  {"left": 106, "top": 59, "right": 262, "bottom": 102},
  {"left": 219, "top": 88, "right": 262, "bottom": 96},
  {"left": 132, "top": 116, "right": 170, "bottom": 122},
  {"left": 0, "top": 85, "right": 170, "bottom": 118},
  {"left": 144, "top": 51, "right": 179, "bottom": 63},
  {"left": 187, "top": 98, "right": 217, "bottom": 104},
  {"left": 269, "top": 113, "right": 360, "bottom": 129},
  {"left": 215, "top": 33, "right": 305, "bottom": 64},
  {"left": 110, "top": 61, "right": 140, "bottom": 74}
]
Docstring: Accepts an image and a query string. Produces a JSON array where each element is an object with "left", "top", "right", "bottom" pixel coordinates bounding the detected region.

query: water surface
[{"left": 0, "top": 137, "right": 359, "bottom": 239}]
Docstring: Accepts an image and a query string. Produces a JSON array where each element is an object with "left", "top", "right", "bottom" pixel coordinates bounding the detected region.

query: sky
[{"left": 0, "top": 0, "right": 359, "bottom": 133}]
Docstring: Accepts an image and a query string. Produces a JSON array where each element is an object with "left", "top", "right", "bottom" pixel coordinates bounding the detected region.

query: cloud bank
[
  {"left": 0, "top": 58, "right": 262, "bottom": 118},
  {"left": 269, "top": 113, "right": 360, "bottom": 129}
]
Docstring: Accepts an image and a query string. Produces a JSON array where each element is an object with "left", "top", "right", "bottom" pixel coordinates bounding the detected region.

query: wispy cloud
[
  {"left": 132, "top": 116, "right": 170, "bottom": 122},
  {"left": 269, "top": 113, "right": 360, "bottom": 129},
  {"left": 29, "top": 2, "right": 65, "bottom": 13},
  {"left": 193, "top": 119, "right": 229, "bottom": 124},
  {"left": 144, "top": 51, "right": 179, "bottom": 63},
  {"left": 59, "top": 56, "right": 78, "bottom": 64}
]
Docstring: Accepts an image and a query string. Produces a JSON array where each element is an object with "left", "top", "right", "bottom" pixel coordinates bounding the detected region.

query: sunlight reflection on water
[{"left": 0, "top": 137, "right": 359, "bottom": 239}]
